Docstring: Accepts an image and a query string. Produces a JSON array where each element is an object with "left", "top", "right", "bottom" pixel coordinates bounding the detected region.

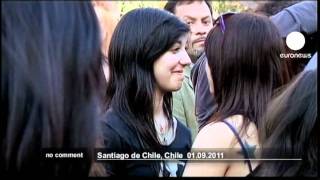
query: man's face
[{"left": 175, "top": 1, "right": 213, "bottom": 62}]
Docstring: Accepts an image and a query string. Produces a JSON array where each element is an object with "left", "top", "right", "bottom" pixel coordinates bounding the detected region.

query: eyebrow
[
  {"left": 173, "top": 41, "right": 182, "bottom": 46},
  {"left": 201, "top": 16, "right": 211, "bottom": 21},
  {"left": 184, "top": 16, "right": 196, "bottom": 21},
  {"left": 184, "top": 15, "right": 211, "bottom": 21}
]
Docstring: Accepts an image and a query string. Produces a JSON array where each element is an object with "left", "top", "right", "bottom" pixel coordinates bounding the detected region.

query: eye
[
  {"left": 186, "top": 21, "right": 193, "bottom": 25},
  {"left": 171, "top": 47, "right": 180, "bottom": 54},
  {"left": 203, "top": 20, "right": 211, "bottom": 25}
]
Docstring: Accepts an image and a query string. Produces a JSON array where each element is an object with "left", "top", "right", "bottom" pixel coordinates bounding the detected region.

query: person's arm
[
  {"left": 270, "top": 1, "right": 317, "bottom": 37},
  {"left": 183, "top": 122, "right": 233, "bottom": 177},
  {"left": 304, "top": 52, "right": 317, "bottom": 71}
]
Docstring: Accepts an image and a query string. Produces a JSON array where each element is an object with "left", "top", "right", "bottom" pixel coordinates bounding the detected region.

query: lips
[
  {"left": 194, "top": 38, "right": 206, "bottom": 44},
  {"left": 172, "top": 70, "right": 184, "bottom": 81},
  {"left": 172, "top": 70, "right": 183, "bottom": 74}
]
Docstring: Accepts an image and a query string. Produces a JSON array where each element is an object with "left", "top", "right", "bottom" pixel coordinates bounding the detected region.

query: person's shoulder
[
  {"left": 226, "top": 115, "right": 258, "bottom": 138},
  {"left": 200, "top": 121, "right": 233, "bottom": 137},
  {"left": 102, "top": 109, "right": 124, "bottom": 135},
  {"left": 192, "top": 121, "right": 234, "bottom": 149},
  {"left": 102, "top": 109, "right": 133, "bottom": 138},
  {"left": 103, "top": 108, "right": 125, "bottom": 126}
]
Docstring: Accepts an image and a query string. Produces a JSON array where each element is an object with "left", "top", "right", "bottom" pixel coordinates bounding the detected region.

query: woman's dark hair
[
  {"left": 106, "top": 8, "right": 189, "bottom": 151},
  {"left": 1, "top": 1, "right": 104, "bottom": 176},
  {"left": 256, "top": 70, "right": 317, "bottom": 177},
  {"left": 205, "top": 13, "right": 285, "bottom": 136}
]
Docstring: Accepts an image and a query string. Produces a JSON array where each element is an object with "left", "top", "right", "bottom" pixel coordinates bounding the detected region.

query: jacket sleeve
[
  {"left": 270, "top": 1, "right": 317, "bottom": 37},
  {"left": 173, "top": 90, "right": 187, "bottom": 126},
  {"left": 173, "top": 79, "right": 198, "bottom": 141}
]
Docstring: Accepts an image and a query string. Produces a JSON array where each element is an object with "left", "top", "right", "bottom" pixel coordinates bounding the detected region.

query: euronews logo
[{"left": 280, "top": 31, "right": 312, "bottom": 59}]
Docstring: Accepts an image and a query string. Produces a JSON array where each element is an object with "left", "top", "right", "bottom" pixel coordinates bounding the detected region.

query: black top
[
  {"left": 102, "top": 109, "right": 192, "bottom": 177},
  {"left": 247, "top": 164, "right": 261, "bottom": 177}
]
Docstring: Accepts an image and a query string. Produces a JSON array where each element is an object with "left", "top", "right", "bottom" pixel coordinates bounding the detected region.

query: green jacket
[{"left": 173, "top": 65, "right": 198, "bottom": 141}]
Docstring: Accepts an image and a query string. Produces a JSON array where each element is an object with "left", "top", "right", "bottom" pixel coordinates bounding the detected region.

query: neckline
[{"left": 154, "top": 117, "right": 178, "bottom": 145}]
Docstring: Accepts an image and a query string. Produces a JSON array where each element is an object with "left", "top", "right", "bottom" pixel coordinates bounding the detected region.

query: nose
[
  {"left": 179, "top": 49, "right": 191, "bottom": 65},
  {"left": 192, "top": 22, "right": 207, "bottom": 36}
]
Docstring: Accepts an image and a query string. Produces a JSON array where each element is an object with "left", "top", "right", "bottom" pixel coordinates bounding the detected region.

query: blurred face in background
[
  {"left": 174, "top": 1, "right": 213, "bottom": 62},
  {"left": 93, "top": 5, "right": 119, "bottom": 56},
  {"left": 93, "top": 3, "right": 120, "bottom": 82}
]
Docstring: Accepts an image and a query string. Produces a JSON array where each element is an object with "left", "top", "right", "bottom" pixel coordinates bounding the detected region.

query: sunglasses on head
[{"left": 213, "top": 12, "right": 237, "bottom": 34}]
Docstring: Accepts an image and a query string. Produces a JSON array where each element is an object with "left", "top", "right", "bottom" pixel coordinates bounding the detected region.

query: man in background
[{"left": 164, "top": 0, "right": 216, "bottom": 139}]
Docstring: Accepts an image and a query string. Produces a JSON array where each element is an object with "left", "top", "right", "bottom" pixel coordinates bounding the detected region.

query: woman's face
[{"left": 153, "top": 34, "right": 191, "bottom": 93}]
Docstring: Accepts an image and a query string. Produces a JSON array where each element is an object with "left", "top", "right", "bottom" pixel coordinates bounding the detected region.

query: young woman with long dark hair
[
  {"left": 183, "top": 13, "right": 286, "bottom": 176},
  {"left": 1, "top": 1, "right": 104, "bottom": 176},
  {"left": 103, "top": 8, "right": 192, "bottom": 177}
]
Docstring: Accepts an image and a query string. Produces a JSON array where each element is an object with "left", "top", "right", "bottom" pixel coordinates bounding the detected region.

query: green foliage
[
  {"left": 117, "top": 1, "right": 248, "bottom": 18},
  {"left": 117, "top": 1, "right": 166, "bottom": 17},
  {"left": 211, "top": 1, "right": 248, "bottom": 15}
]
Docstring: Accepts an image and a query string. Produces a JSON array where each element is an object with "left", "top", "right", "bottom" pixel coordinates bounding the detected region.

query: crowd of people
[{"left": 1, "top": 0, "right": 317, "bottom": 177}]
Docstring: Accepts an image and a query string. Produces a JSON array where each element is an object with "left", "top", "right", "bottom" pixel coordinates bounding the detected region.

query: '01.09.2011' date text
[{"left": 186, "top": 151, "right": 224, "bottom": 160}]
